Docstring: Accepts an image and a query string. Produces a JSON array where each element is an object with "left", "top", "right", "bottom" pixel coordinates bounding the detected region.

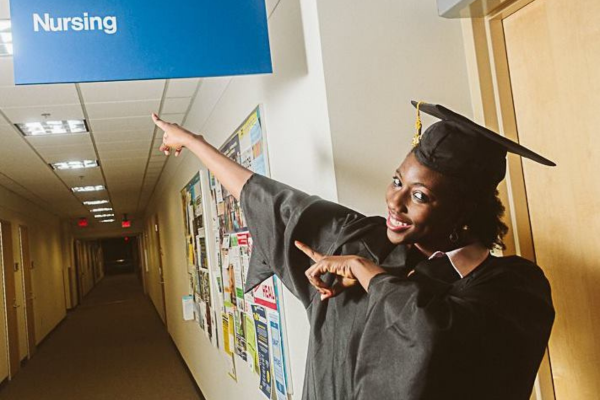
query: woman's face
[{"left": 385, "top": 152, "right": 463, "bottom": 253}]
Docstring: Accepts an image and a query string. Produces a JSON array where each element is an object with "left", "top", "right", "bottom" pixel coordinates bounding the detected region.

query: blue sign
[{"left": 10, "top": 0, "right": 272, "bottom": 85}]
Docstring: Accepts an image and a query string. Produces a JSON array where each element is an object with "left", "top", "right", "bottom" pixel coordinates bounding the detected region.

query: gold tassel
[{"left": 412, "top": 101, "right": 423, "bottom": 147}]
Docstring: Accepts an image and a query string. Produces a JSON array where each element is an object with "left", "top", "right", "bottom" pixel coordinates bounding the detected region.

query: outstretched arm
[{"left": 152, "top": 113, "right": 253, "bottom": 200}]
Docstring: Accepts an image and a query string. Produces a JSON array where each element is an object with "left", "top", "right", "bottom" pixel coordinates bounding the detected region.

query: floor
[{"left": 0, "top": 274, "right": 205, "bottom": 400}]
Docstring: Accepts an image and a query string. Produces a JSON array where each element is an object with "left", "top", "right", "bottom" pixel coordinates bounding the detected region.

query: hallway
[{"left": 0, "top": 274, "right": 204, "bottom": 400}]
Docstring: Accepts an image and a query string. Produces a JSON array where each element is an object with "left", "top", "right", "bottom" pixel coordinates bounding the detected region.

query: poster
[
  {"left": 222, "top": 313, "right": 237, "bottom": 381},
  {"left": 268, "top": 310, "right": 287, "bottom": 400},
  {"left": 181, "top": 173, "right": 216, "bottom": 347},
  {"left": 253, "top": 305, "right": 272, "bottom": 399}
]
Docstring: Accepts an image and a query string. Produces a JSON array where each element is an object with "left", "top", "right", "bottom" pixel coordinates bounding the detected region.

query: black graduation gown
[{"left": 241, "top": 174, "right": 555, "bottom": 400}]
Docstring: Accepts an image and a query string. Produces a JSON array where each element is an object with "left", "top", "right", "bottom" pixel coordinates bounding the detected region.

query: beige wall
[
  {"left": 0, "top": 185, "right": 68, "bottom": 380},
  {"left": 316, "top": 0, "right": 473, "bottom": 216},
  {"left": 143, "top": 0, "right": 471, "bottom": 399}
]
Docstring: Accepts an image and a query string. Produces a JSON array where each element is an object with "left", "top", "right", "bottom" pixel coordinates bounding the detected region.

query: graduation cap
[{"left": 410, "top": 101, "right": 555, "bottom": 191}]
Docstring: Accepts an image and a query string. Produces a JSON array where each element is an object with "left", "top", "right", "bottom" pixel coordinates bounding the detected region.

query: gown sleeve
[
  {"left": 240, "top": 173, "right": 363, "bottom": 307},
  {"left": 354, "top": 255, "right": 555, "bottom": 399}
]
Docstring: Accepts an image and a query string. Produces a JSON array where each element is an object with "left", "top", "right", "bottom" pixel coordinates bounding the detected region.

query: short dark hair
[{"left": 464, "top": 189, "right": 509, "bottom": 250}]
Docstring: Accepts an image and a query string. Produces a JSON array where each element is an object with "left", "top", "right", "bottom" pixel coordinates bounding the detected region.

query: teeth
[{"left": 389, "top": 215, "right": 409, "bottom": 227}]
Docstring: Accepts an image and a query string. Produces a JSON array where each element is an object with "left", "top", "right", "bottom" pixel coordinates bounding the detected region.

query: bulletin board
[{"left": 181, "top": 106, "right": 292, "bottom": 399}]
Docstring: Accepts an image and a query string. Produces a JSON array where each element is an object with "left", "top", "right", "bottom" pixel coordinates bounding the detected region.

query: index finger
[
  {"left": 294, "top": 241, "right": 324, "bottom": 262},
  {"left": 152, "top": 113, "right": 169, "bottom": 130}
]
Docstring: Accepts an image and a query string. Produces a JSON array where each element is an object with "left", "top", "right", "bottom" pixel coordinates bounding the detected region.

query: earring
[{"left": 449, "top": 228, "right": 459, "bottom": 243}]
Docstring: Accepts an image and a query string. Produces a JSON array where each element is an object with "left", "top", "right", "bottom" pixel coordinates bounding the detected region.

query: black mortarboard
[{"left": 410, "top": 101, "right": 555, "bottom": 191}]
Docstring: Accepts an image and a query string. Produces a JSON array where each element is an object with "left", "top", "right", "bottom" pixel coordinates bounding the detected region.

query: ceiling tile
[
  {"left": 96, "top": 140, "right": 151, "bottom": 153},
  {"left": 146, "top": 165, "right": 163, "bottom": 172},
  {"left": 161, "top": 97, "right": 191, "bottom": 114},
  {"left": 160, "top": 113, "right": 186, "bottom": 125},
  {"left": 36, "top": 144, "right": 96, "bottom": 159},
  {"left": 150, "top": 155, "right": 166, "bottom": 163},
  {"left": 93, "top": 130, "right": 154, "bottom": 143},
  {"left": 167, "top": 78, "right": 200, "bottom": 98},
  {"left": 4, "top": 104, "right": 84, "bottom": 123},
  {"left": 73, "top": 190, "right": 110, "bottom": 201},
  {"left": 85, "top": 99, "right": 161, "bottom": 119},
  {"left": 99, "top": 148, "right": 149, "bottom": 159},
  {"left": 80, "top": 80, "right": 165, "bottom": 103},
  {"left": 90, "top": 116, "right": 154, "bottom": 133},
  {"left": 58, "top": 168, "right": 104, "bottom": 185},
  {"left": 0, "top": 58, "right": 15, "bottom": 87},
  {"left": 27, "top": 133, "right": 91, "bottom": 148},
  {"left": 0, "top": 84, "right": 79, "bottom": 108}
]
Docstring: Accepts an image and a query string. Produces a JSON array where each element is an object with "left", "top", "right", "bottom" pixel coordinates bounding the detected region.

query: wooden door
[
  {"left": 154, "top": 216, "right": 168, "bottom": 328},
  {"left": 19, "top": 226, "right": 36, "bottom": 358},
  {"left": 503, "top": 0, "right": 600, "bottom": 398},
  {"left": 0, "top": 221, "right": 20, "bottom": 377}
]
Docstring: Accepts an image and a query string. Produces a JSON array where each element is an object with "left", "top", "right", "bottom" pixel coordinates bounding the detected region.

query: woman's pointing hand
[{"left": 295, "top": 241, "right": 359, "bottom": 300}]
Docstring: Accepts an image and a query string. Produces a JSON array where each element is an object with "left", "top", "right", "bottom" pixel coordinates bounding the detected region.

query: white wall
[
  {"left": 144, "top": 0, "right": 336, "bottom": 398},
  {"left": 317, "top": 0, "right": 472, "bottom": 216},
  {"left": 0, "top": 185, "right": 67, "bottom": 381},
  {"left": 144, "top": 0, "right": 472, "bottom": 399}
]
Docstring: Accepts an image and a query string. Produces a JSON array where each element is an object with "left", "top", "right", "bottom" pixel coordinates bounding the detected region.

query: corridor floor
[{"left": 0, "top": 274, "right": 205, "bottom": 400}]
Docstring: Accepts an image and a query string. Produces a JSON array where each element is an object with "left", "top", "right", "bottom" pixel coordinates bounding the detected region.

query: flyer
[
  {"left": 234, "top": 309, "right": 247, "bottom": 361},
  {"left": 252, "top": 305, "right": 272, "bottom": 399},
  {"left": 245, "top": 313, "right": 258, "bottom": 374},
  {"left": 268, "top": 310, "right": 287, "bottom": 400}
]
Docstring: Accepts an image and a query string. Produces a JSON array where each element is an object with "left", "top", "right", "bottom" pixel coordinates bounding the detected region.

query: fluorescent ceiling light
[
  {"left": 16, "top": 120, "right": 89, "bottom": 137},
  {"left": 51, "top": 160, "right": 99, "bottom": 170},
  {"left": 94, "top": 214, "right": 114, "bottom": 219},
  {"left": 91, "top": 208, "right": 113, "bottom": 213},
  {"left": 83, "top": 200, "right": 109, "bottom": 205},
  {"left": 72, "top": 185, "right": 105, "bottom": 193},
  {"left": 0, "top": 20, "right": 12, "bottom": 57},
  {"left": 100, "top": 219, "right": 116, "bottom": 223}
]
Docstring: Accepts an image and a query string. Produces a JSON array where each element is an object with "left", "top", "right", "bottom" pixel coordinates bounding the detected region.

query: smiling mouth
[{"left": 387, "top": 212, "right": 412, "bottom": 232}]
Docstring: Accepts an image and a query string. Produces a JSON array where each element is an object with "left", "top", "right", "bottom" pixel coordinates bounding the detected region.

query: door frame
[
  {"left": 18, "top": 225, "right": 36, "bottom": 359},
  {"left": 153, "top": 215, "right": 168, "bottom": 329},
  {"left": 461, "top": 1, "right": 555, "bottom": 399},
  {"left": 0, "top": 220, "right": 20, "bottom": 378}
]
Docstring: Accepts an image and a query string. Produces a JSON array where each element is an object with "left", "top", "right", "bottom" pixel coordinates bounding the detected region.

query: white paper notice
[{"left": 182, "top": 295, "right": 194, "bottom": 321}]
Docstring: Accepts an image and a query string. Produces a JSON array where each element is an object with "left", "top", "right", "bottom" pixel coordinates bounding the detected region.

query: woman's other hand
[
  {"left": 295, "top": 241, "right": 381, "bottom": 300},
  {"left": 152, "top": 113, "right": 199, "bottom": 157}
]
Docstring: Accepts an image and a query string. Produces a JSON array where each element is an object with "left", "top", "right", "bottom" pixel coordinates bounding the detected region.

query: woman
[{"left": 152, "top": 101, "right": 554, "bottom": 400}]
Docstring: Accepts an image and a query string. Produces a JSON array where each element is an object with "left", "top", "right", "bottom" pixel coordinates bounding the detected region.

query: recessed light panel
[
  {"left": 91, "top": 208, "right": 113, "bottom": 213},
  {"left": 0, "top": 20, "right": 12, "bottom": 57},
  {"left": 94, "top": 214, "right": 114, "bottom": 219},
  {"left": 72, "top": 185, "right": 104, "bottom": 193},
  {"left": 83, "top": 200, "right": 109, "bottom": 206},
  {"left": 16, "top": 120, "right": 89, "bottom": 137},
  {"left": 100, "top": 219, "right": 116, "bottom": 223},
  {"left": 51, "top": 160, "right": 99, "bottom": 170}
]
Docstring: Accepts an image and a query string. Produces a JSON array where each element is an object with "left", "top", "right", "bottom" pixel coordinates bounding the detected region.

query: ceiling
[{"left": 0, "top": 2, "right": 200, "bottom": 235}]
